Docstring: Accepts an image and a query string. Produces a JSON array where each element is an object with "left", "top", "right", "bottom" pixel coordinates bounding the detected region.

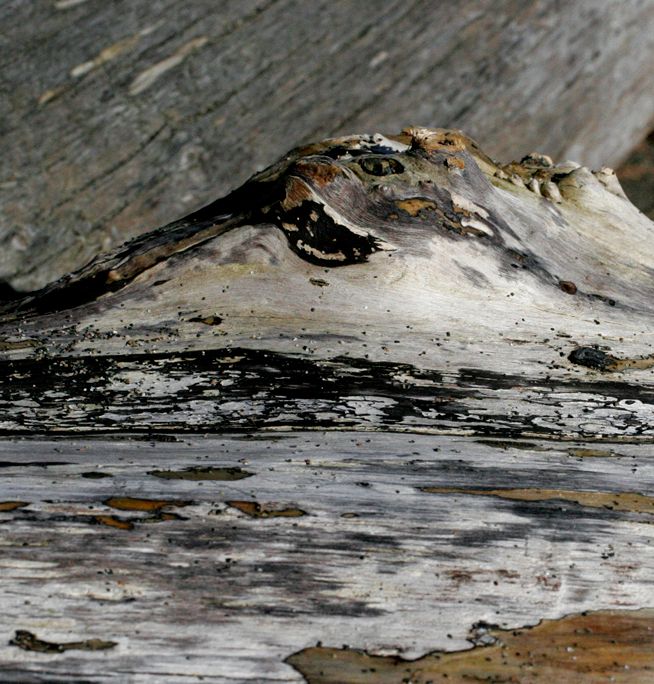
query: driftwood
[
  {"left": 2, "top": 0, "right": 654, "bottom": 292},
  {"left": 1, "top": 127, "right": 654, "bottom": 681}
]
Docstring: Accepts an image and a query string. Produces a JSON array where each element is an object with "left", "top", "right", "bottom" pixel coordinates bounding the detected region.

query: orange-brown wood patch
[
  {"left": 104, "top": 496, "right": 191, "bottom": 512},
  {"left": 421, "top": 486, "right": 654, "bottom": 514},
  {"left": 0, "top": 501, "right": 28, "bottom": 512},
  {"left": 286, "top": 609, "right": 654, "bottom": 683},
  {"left": 227, "top": 500, "right": 306, "bottom": 518}
]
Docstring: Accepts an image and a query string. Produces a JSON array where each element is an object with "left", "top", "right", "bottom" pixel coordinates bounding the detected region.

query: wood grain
[{"left": 2, "top": 433, "right": 654, "bottom": 682}]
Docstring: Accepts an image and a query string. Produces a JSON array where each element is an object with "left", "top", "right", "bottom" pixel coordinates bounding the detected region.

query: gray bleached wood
[{"left": 1, "top": 128, "right": 654, "bottom": 682}]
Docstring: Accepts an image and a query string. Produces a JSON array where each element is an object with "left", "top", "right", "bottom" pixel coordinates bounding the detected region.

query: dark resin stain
[
  {"left": 286, "top": 609, "right": 654, "bottom": 683},
  {"left": 148, "top": 466, "right": 253, "bottom": 481},
  {"left": 9, "top": 630, "right": 116, "bottom": 654}
]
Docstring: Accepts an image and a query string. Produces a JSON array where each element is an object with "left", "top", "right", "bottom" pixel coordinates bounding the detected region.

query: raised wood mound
[{"left": 1, "top": 128, "right": 653, "bottom": 682}]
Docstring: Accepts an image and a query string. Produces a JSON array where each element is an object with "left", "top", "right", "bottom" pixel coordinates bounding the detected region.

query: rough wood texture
[
  {"left": 1, "top": 128, "right": 654, "bottom": 681},
  {"left": 3, "top": 0, "right": 654, "bottom": 292},
  {"left": 2, "top": 435, "right": 654, "bottom": 682}
]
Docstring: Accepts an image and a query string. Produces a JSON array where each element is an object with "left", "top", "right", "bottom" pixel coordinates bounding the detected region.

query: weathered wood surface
[
  {"left": 2, "top": 433, "right": 654, "bottom": 682},
  {"left": 3, "top": 0, "right": 654, "bottom": 292},
  {"left": 1, "top": 127, "right": 654, "bottom": 681}
]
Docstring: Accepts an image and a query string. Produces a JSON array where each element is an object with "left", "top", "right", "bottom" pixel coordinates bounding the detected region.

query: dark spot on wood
[
  {"left": 569, "top": 346, "right": 615, "bottom": 370},
  {"left": 356, "top": 156, "right": 404, "bottom": 176},
  {"left": 189, "top": 315, "right": 223, "bottom": 326},
  {"left": 227, "top": 501, "right": 307, "bottom": 518},
  {"left": 559, "top": 280, "right": 577, "bottom": 294},
  {"left": 148, "top": 466, "right": 253, "bottom": 481},
  {"left": 81, "top": 471, "right": 113, "bottom": 478},
  {"left": 309, "top": 278, "right": 329, "bottom": 287},
  {"left": 317, "top": 142, "right": 400, "bottom": 161},
  {"left": 9, "top": 630, "right": 117, "bottom": 654}
]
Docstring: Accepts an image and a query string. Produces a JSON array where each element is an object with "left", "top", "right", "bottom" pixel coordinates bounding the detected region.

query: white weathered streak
[{"left": 129, "top": 36, "right": 209, "bottom": 95}]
